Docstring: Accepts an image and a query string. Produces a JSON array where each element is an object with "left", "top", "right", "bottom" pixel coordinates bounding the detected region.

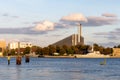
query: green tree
[
  {"left": 75, "top": 45, "right": 90, "bottom": 54},
  {"left": 81, "top": 45, "right": 89, "bottom": 54},
  {"left": 74, "top": 47, "right": 79, "bottom": 54},
  {"left": 117, "top": 45, "right": 120, "bottom": 48},
  {"left": 71, "top": 46, "right": 76, "bottom": 54},
  {"left": 35, "top": 47, "right": 43, "bottom": 55},
  {"left": 99, "top": 46, "right": 104, "bottom": 54},
  {"left": 10, "top": 49, "right": 15, "bottom": 55},
  {"left": 56, "top": 45, "right": 60, "bottom": 53},
  {"left": 59, "top": 48, "right": 66, "bottom": 55},
  {"left": 48, "top": 45, "right": 56, "bottom": 55},
  {"left": 113, "top": 45, "right": 120, "bottom": 48},
  {"left": 43, "top": 47, "right": 49, "bottom": 55},
  {"left": 102, "top": 47, "right": 113, "bottom": 55},
  {"left": 67, "top": 48, "right": 74, "bottom": 55},
  {"left": 23, "top": 47, "right": 31, "bottom": 55},
  {"left": 62, "top": 45, "right": 68, "bottom": 53},
  {"left": 3, "top": 49, "right": 8, "bottom": 56},
  {"left": 93, "top": 43, "right": 99, "bottom": 51}
]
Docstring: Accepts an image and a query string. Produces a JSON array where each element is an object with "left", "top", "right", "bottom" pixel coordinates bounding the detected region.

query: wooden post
[
  {"left": 25, "top": 54, "right": 30, "bottom": 63},
  {"left": 16, "top": 42, "right": 22, "bottom": 65},
  {"left": 7, "top": 54, "right": 10, "bottom": 65},
  {"left": 16, "top": 55, "right": 21, "bottom": 65}
]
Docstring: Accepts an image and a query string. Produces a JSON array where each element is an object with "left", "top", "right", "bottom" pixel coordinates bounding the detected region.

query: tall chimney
[
  {"left": 78, "top": 24, "right": 82, "bottom": 43},
  {"left": 18, "top": 42, "right": 20, "bottom": 55}
]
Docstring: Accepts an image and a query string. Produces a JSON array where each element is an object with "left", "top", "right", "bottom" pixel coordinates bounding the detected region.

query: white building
[
  {"left": 19, "top": 42, "right": 32, "bottom": 48},
  {"left": 9, "top": 41, "right": 32, "bottom": 49}
]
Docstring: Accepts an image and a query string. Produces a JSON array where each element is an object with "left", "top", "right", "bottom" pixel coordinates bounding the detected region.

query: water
[{"left": 0, "top": 58, "right": 120, "bottom": 80}]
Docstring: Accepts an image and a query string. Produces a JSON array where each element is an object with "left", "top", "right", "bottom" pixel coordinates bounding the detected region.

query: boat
[{"left": 100, "top": 58, "right": 106, "bottom": 65}]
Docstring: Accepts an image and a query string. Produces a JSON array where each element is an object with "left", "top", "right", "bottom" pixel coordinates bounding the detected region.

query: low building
[
  {"left": 8, "top": 42, "right": 18, "bottom": 49},
  {"left": 0, "top": 47, "right": 3, "bottom": 56},
  {"left": 19, "top": 42, "right": 32, "bottom": 48},
  {"left": 8, "top": 41, "right": 32, "bottom": 50},
  {"left": 0, "top": 40, "right": 6, "bottom": 56},
  {"left": 113, "top": 48, "right": 120, "bottom": 56}
]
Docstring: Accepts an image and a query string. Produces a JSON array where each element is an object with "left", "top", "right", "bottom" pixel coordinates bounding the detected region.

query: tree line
[
  {"left": 114, "top": 44, "right": 120, "bottom": 48},
  {"left": 3, "top": 43, "right": 115, "bottom": 56}
]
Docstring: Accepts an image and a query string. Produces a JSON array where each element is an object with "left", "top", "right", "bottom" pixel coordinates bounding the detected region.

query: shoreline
[
  {"left": 1, "top": 55, "right": 120, "bottom": 58},
  {"left": 35, "top": 55, "right": 120, "bottom": 58}
]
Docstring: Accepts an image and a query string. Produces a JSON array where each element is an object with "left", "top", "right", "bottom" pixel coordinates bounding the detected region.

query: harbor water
[{"left": 0, "top": 58, "right": 120, "bottom": 80}]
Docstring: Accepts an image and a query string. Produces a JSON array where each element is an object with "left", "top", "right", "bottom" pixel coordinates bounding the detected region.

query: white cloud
[
  {"left": 60, "top": 13, "right": 118, "bottom": 27},
  {"left": 32, "top": 21, "right": 55, "bottom": 31},
  {"left": 61, "top": 13, "right": 87, "bottom": 22}
]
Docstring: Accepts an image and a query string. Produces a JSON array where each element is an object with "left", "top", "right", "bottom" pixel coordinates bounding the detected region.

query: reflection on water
[{"left": 0, "top": 58, "right": 120, "bottom": 80}]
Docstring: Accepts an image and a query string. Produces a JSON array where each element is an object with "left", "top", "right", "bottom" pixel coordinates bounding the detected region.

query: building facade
[
  {"left": 72, "top": 34, "right": 84, "bottom": 46},
  {"left": 8, "top": 41, "right": 32, "bottom": 50},
  {"left": 113, "top": 48, "right": 120, "bottom": 56},
  {"left": 0, "top": 40, "right": 6, "bottom": 56}
]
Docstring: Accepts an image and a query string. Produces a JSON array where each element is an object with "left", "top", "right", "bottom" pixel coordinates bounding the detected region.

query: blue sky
[{"left": 0, "top": 0, "right": 120, "bottom": 47}]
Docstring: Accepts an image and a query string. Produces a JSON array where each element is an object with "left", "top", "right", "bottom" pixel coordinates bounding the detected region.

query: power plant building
[{"left": 53, "top": 24, "right": 84, "bottom": 46}]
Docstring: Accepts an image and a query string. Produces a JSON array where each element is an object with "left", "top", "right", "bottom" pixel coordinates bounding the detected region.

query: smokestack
[
  {"left": 78, "top": 24, "right": 82, "bottom": 43},
  {"left": 18, "top": 42, "right": 20, "bottom": 55}
]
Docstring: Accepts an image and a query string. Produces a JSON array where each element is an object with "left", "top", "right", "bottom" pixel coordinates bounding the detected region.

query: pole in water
[
  {"left": 16, "top": 55, "right": 21, "bottom": 65},
  {"left": 16, "top": 42, "right": 22, "bottom": 65},
  {"left": 25, "top": 54, "right": 30, "bottom": 63},
  {"left": 7, "top": 54, "right": 11, "bottom": 65}
]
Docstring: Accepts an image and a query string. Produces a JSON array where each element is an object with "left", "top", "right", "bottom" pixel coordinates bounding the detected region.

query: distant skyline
[{"left": 0, "top": 0, "right": 120, "bottom": 47}]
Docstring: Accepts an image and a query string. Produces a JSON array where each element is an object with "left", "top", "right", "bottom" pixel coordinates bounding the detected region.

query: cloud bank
[
  {"left": 2, "top": 13, "right": 19, "bottom": 18},
  {"left": 94, "top": 28, "right": 120, "bottom": 40},
  {"left": 0, "top": 13, "right": 119, "bottom": 35},
  {"left": 0, "top": 27, "right": 47, "bottom": 35},
  {"left": 102, "top": 13, "right": 117, "bottom": 17},
  {"left": 82, "top": 16, "right": 118, "bottom": 26},
  {"left": 61, "top": 13, "right": 118, "bottom": 27}
]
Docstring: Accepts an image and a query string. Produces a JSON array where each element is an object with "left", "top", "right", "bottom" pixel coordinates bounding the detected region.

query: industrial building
[{"left": 53, "top": 24, "right": 84, "bottom": 46}]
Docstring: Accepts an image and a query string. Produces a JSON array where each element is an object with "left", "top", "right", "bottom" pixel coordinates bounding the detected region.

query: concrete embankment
[{"left": 44, "top": 56, "right": 75, "bottom": 58}]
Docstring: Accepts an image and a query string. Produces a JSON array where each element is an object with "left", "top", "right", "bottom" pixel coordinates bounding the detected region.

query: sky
[{"left": 0, "top": 0, "right": 120, "bottom": 47}]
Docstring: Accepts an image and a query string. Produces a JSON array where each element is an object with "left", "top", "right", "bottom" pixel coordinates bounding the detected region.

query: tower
[{"left": 78, "top": 24, "right": 82, "bottom": 43}]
